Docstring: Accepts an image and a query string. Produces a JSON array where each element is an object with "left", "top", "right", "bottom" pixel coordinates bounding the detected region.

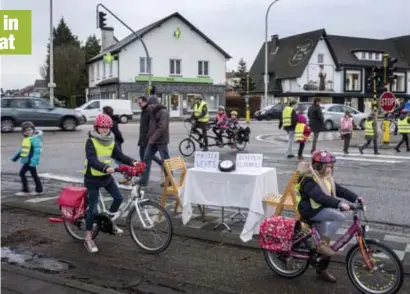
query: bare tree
[
  {"left": 53, "top": 45, "right": 85, "bottom": 104},
  {"left": 39, "top": 64, "right": 47, "bottom": 80}
]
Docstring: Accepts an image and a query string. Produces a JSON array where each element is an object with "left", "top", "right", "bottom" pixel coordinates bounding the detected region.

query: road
[
  {"left": 1, "top": 121, "right": 410, "bottom": 226},
  {"left": 2, "top": 207, "right": 409, "bottom": 294}
]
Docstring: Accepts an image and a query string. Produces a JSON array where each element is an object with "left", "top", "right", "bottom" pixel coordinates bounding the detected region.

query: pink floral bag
[{"left": 259, "top": 215, "right": 298, "bottom": 252}]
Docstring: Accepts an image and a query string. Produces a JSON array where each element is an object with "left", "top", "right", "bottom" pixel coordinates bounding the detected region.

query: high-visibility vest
[
  {"left": 194, "top": 101, "right": 209, "bottom": 123},
  {"left": 20, "top": 137, "right": 31, "bottom": 158},
  {"left": 295, "top": 123, "right": 306, "bottom": 141},
  {"left": 282, "top": 106, "right": 293, "bottom": 127},
  {"left": 295, "top": 177, "right": 332, "bottom": 210},
  {"left": 364, "top": 120, "right": 375, "bottom": 136},
  {"left": 397, "top": 117, "right": 410, "bottom": 134},
  {"left": 84, "top": 138, "right": 115, "bottom": 176}
]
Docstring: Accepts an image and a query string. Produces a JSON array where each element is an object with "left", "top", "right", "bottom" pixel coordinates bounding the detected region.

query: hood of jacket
[
  {"left": 89, "top": 129, "right": 114, "bottom": 146},
  {"left": 297, "top": 114, "right": 307, "bottom": 124},
  {"left": 151, "top": 104, "right": 167, "bottom": 114}
]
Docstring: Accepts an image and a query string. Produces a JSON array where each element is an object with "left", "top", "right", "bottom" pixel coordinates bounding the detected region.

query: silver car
[
  {"left": 322, "top": 104, "right": 367, "bottom": 131},
  {"left": 1, "top": 97, "right": 85, "bottom": 133}
]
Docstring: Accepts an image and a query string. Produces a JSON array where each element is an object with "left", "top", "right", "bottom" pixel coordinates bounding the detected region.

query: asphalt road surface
[
  {"left": 1, "top": 121, "right": 409, "bottom": 227},
  {"left": 2, "top": 208, "right": 409, "bottom": 294}
]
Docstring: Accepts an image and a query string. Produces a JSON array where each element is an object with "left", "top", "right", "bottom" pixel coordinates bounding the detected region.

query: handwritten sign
[
  {"left": 236, "top": 153, "right": 263, "bottom": 171},
  {"left": 194, "top": 151, "right": 219, "bottom": 170}
]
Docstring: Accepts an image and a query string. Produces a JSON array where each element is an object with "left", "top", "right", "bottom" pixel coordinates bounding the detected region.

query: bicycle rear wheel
[
  {"left": 346, "top": 239, "right": 404, "bottom": 294},
  {"left": 127, "top": 200, "right": 173, "bottom": 254}
]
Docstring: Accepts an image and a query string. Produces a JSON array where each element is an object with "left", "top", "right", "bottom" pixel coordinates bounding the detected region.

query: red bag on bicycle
[
  {"left": 57, "top": 186, "right": 88, "bottom": 221},
  {"left": 259, "top": 215, "right": 298, "bottom": 252}
]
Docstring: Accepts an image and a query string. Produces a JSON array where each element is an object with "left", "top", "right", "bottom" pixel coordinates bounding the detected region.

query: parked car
[
  {"left": 254, "top": 104, "right": 284, "bottom": 120},
  {"left": 322, "top": 104, "right": 367, "bottom": 131},
  {"left": 1, "top": 97, "right": 85, "bottom": 133},
  {"left": 75, "top": 99, "right": 133, "bottom": 124}
]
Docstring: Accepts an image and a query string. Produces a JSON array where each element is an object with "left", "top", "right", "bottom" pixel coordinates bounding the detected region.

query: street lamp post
[{"left": 264, "top": 0, "right": 280, "bottom": 107}]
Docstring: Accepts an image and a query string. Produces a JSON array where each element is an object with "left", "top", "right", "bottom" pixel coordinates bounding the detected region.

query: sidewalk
[{"left": 1, "top": 264, "right": 121, "bottom": 294}]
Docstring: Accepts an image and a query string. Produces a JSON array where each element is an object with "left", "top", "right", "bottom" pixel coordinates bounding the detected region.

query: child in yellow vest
[{"left": 11, "top": 121, "right": 43, "bottom": 196}]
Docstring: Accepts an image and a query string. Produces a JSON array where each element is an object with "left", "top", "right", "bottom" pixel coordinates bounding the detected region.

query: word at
[
  {"left": 194, "top": 151, "right": 219, "bottom": 170},
  {"left": 236, "top": 153, "right": 263, "bottom": 169},
  {"left": 0, "top": 15, "right": 18, "bottom": 49}
]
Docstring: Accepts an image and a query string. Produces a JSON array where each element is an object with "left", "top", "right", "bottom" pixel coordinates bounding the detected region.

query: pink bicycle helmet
[
  {"left": 94, "top": 113, "right": 113, "bottom": 129},
  {"left": 312, "top": 150, "right": 336, "bottom": 172}
]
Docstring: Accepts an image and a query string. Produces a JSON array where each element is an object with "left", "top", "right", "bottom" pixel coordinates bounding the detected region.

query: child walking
[
  {"left": 11, "top": 121, "right": 43, "bottom": 196},
  {"left": 295, "top": 112, "right": 311, "bottom": 160},
  {"left": 339, "top": 110, "right": 354, "bottom": 154}
]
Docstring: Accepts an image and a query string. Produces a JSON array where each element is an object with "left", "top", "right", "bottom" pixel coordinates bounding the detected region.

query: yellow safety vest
[
  {"left": 397, "top": 117, "right": 410, "bottom": 134},
  {"left": 84, "top": 138, "right": 115, "bottom": 176},
  {"left": 194, "top": 101, "right": 209, "bottom": 123},
  {"left": 295, "top": 177, "right": 332, "bottom": 210},
  {"left": 295, "top": 123, "right": 306, "bottom": 141},
  {"left": 282, "top": 106, "right": 293, "bottom": 127},
  {"left": 20, "top": 137, "right": 31, "bottom": 158},
  {"left": 364, "top": 120, "right": 374, "bottom": 136}
]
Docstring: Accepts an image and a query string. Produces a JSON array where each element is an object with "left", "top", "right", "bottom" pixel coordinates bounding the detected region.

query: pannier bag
[
  {"left": 259, "top": 215, "right": 298, "bottom": 252},
  {"left": 57, "top": 186, "right": 88, "bottom": 222},
  {"left": 237, "top": 126, "right": 251, "bottom": 142}
]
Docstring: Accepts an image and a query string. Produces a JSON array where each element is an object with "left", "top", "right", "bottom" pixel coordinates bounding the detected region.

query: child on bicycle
[
  {"left": 84, "top": 113, "right": 138, "bottom": 253},
  {"left": 296, "top": 150, "right": 362, "bottom": 283},
  {"left": 212, "top": 105, "right": 228, "bottom": 145},
  {"left": 227, "top": 110, "right": 239, "bottom": 149},
  {"left": 11, "top": 121, "right": 44, "bottom": 196}
]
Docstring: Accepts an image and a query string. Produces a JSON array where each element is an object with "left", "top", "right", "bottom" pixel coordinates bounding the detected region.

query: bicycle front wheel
[
  {"left": 346, "top": 239, "right": 404, "bottom": 294},
  {"left": 179, "top": 138, "right": 196, "bottom": 157},
  {"left": 127, "top": 200, "right": 173, "bottom": 254}
]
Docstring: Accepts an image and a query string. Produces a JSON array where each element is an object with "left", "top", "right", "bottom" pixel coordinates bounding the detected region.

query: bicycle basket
[
  {"left": 259, "top": 215, "right": 298, "bottom": 252},
  {"left": 57, "top": 186, "right": 87, "bottom": 221}
]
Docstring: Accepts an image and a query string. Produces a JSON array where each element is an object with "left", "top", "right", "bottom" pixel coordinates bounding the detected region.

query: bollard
[{"left": 382, "top": 118, "right": 390, "bottom": 144}]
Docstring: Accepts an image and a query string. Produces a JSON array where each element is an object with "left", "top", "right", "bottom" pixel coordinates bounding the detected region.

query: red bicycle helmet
[
  {"left": 312, "top": 150, "right": 336, "bottom": 164},
  {"left": 94, "top": 113, "right": 113, "bottom": 128}
]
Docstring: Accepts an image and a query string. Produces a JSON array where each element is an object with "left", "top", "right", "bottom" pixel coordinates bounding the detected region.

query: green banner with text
[{"left": 0, "top": 10, "right": 32, "bottom": 55}]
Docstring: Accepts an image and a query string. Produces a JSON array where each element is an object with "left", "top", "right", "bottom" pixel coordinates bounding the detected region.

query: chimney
[
  {"left": 101, "top": 27, "right": 116, "bottom": 51},
  {"left": 270, "top": 34, "right": 279, "bottom": 54}
]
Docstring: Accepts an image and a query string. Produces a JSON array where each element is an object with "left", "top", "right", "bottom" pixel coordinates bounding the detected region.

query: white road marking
[
  {"left": 25, "top": 196, "right": 58, "bottom": 203},
  {"left": 303, "top": 154, "right": 399, "bottom": 164},
  {"left": 330, "top": 151, "right": 410, "bottom": 160},
  {"left": 255, "top": 134, "right": 282, "bottom": 145}
]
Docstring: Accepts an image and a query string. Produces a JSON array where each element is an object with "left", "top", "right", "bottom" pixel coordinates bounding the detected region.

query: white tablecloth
[{"left": 181, "top": 167, "right": 279, "bottom": 242}]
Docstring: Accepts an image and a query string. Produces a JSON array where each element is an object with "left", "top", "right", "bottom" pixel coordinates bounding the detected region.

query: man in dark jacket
[
  {"left": 139, "top": 96, "right": 170, "bottom": 186},
  {"left": 279, "top": 99, "right": 298, "bottom": 158},
  {"left": 307, "top": 98, "right": 324, "bottom": 153},
  {"left": 136, "top": 96, "right": 162, "bottom": 164}
]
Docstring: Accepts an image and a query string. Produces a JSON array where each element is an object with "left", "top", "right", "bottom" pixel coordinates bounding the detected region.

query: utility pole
[{"left": 48, "top": 0, "right": 56, "bottom": 106}]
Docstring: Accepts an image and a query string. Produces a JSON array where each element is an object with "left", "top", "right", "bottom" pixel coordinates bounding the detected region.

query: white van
[{"left": 76, "top": 99, "right": 133, "bottom": 124}]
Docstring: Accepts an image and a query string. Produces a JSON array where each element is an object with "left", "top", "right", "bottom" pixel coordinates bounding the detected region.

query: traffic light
[
  {"left": 383, "top": 54, "right": 398, "bottom": 84},
  {"left": 98, "top": 11, "right": 107, "bottom": 29},
  {"left": 371, "top": 67, "right": 385, "bottom": 93}
]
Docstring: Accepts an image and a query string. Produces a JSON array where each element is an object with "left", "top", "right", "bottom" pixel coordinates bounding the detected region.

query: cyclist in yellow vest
[
  {"left": 191, "top": 96, "right": 210, "bottom": 151},
  {"left": 279, "top": 99, "right": 297, "bottom": 158},
  {"left": 83, "top": 113, "right": 138, "bottom": 253},
  {"left": 395, "top": 109, "right": 410, "bottom": 152},
  {"left": 11, "top": 121, "right": 44, "bottom": 196},
  {"left": 358, "top": 112, "right": 380, "bottom": 155},
  {"left": 295, "top": 150, "right": 361, "bottom": 283}
]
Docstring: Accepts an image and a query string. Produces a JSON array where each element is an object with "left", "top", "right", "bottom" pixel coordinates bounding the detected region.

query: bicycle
[
  {"left": 178, "top": 119, "right": 248, "bottom": 156},
  {"left": 263, "top": 201, "right": 404, "bottom": 294},
  {"left": 49, "top": 165, "right": 173, "bottom": 254}
]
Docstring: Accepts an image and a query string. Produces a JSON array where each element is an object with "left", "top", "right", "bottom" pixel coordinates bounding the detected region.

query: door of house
[{"left": 170, "top": 94, "right": 181, "bottom": 117}]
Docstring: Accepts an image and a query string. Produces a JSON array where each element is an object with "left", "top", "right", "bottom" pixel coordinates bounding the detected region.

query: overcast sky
[{"left": 1, "top": 0, "right": 409, "bottom": 89}]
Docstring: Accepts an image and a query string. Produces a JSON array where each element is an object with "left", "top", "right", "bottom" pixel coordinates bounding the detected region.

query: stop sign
[{"left": 380, "top": 91, "right": 396, "bottom": 112}]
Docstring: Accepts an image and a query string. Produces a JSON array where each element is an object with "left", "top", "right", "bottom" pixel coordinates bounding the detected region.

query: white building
[
  {"left": 87, "top": 12, "right": 231, "bottom": 117},
  {"left": 249, "top": 29, "right": 410, "bottom": 112}
]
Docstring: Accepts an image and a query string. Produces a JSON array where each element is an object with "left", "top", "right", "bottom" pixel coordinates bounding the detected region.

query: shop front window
[
  {"left": 203, "top": 94, "right": 218, "bottom": 110},
  {"left": 186, "top": 94, "right": 202, "bottom": 111}
]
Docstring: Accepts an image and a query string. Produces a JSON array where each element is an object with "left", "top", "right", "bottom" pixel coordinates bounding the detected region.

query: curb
[
  {"left": 3, "top": 201, "right": 410, "bottom": 274},
  {"left": 1, "top": 263, "right": 121, "bottom": 294}
]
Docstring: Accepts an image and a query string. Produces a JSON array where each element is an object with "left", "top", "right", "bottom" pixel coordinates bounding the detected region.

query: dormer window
[{"left": 355, "top": 51, "right": 384, "bottom": 61}]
